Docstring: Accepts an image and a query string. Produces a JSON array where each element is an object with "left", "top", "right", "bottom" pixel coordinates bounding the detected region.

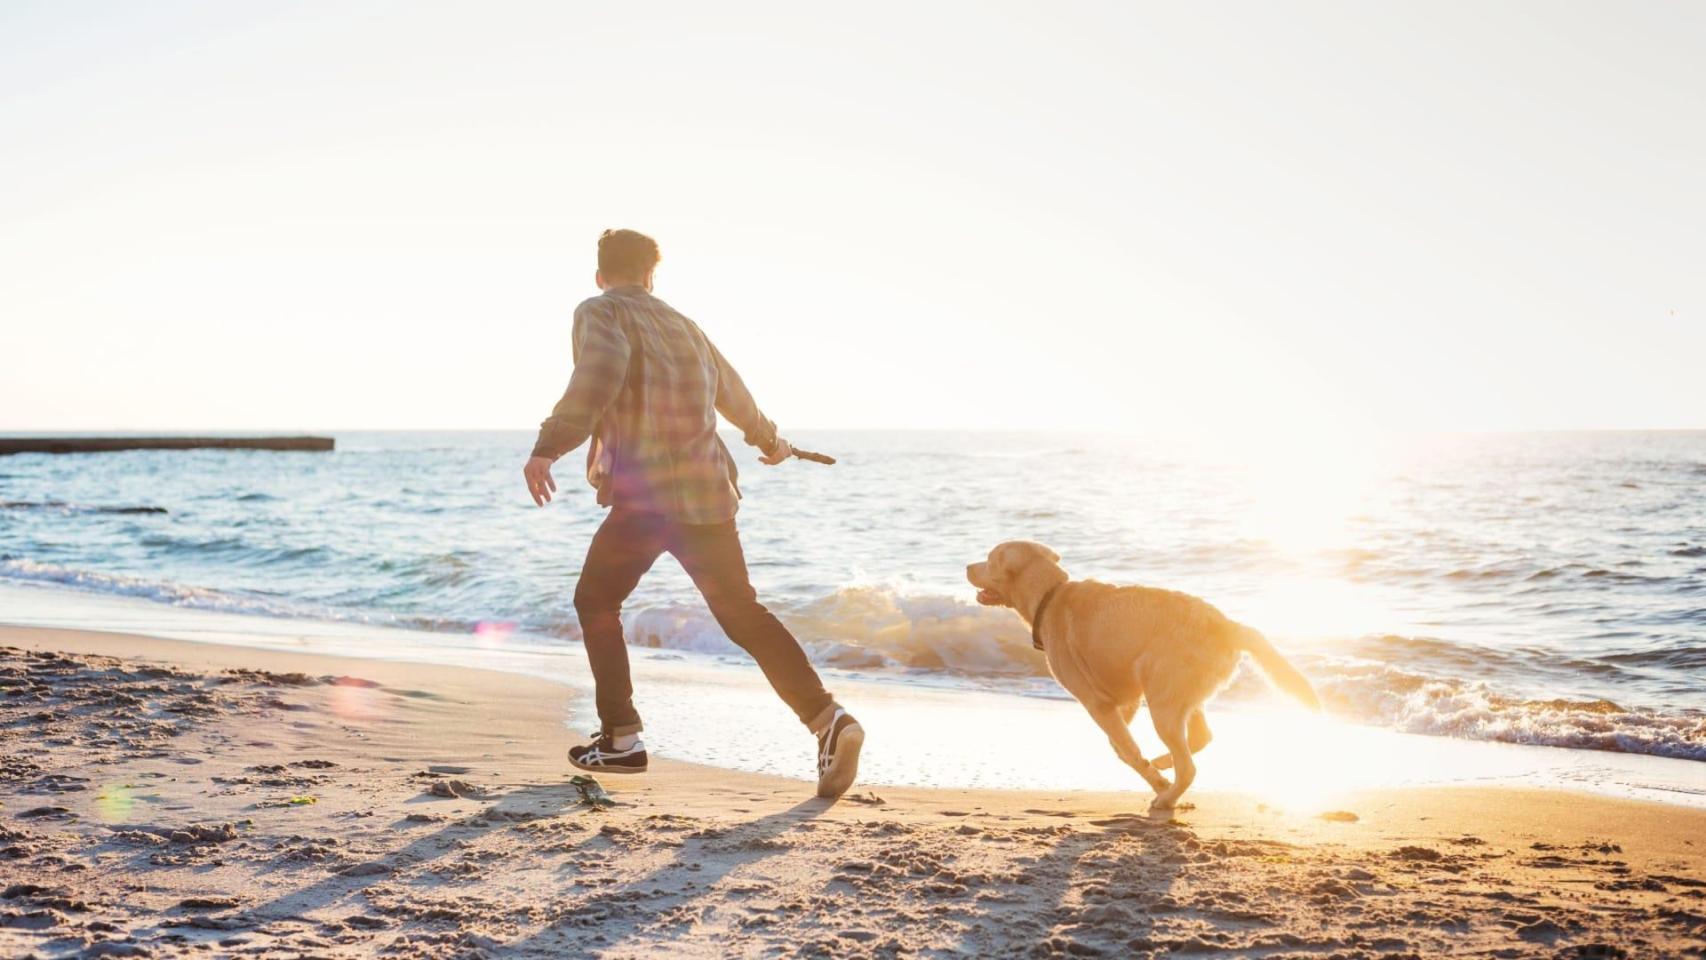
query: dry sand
[{"left": 1, "top": 625, "right": 1702, "bottom": 959}]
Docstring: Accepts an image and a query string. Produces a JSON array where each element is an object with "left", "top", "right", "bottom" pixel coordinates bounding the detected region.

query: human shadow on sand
[
  {"left": 500, "top": 793, "right": 834, "bottom": 955},
  {"left": 171, "top": 780, "right": 597, "bottom": 940}
]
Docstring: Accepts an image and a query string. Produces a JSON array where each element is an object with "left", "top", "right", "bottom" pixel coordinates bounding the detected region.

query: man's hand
[
  {"left": 523, "top": 456, "right": 558, "bottom": 506},
  {"left": 758, "top": 437, "right": 793, "bottom": 466}
]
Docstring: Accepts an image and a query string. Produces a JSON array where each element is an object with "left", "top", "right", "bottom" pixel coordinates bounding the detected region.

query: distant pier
[{"left": 0, "top": 436, "right": 335, "bottom": 455}]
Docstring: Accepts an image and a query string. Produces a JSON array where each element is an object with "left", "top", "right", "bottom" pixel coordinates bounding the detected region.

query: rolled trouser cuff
[
  {"left": 806, "top": 702, "right": 843, "bottom": 735},
  {"left": 603, "top": 721, "right": 644, "bottom": 737}
]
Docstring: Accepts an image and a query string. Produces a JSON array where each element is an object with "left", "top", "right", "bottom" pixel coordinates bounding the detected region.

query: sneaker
[
  {"left": 568, "top": 730, "right": 648, "bottom": 775},
  {"left": 814, "top": 709, "right": 864, "bottom": 798}
]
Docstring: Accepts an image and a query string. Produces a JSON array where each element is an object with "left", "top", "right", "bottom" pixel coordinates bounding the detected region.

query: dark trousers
[{"left": 573, "top": 508, "right": 837, "bottom": 737}]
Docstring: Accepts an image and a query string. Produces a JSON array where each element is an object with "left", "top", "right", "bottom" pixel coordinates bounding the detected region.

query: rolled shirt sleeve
[
  {"left": 531, "top": 300, "right": 632, "bottom": 460},
  {"left": 705, "top": 335, "right": 779, "bottom": 454}
]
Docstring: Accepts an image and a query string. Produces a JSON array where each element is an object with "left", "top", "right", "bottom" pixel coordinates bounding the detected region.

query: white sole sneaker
[
  {"left": 816, "top": 721, "right": 865, "bottom": 798},
  {"left": 568, "top": 736, "right": 648, "bottom": 775},
  {"left": 568, "top": 756, "right": 647, "bottom": 775}
]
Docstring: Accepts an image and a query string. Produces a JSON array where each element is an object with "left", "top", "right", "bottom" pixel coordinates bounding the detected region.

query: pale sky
[{"left": 2, "top": 1, "right": 1701, "bottom": 436}]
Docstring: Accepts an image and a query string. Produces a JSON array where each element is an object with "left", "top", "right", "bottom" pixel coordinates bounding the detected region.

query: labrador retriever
[{"left": 967, "top": 541, "right": 1319, "bottom": 809}]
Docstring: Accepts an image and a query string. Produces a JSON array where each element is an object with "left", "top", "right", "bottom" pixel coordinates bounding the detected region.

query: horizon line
[{"left": 3, "top": 426, "right": 1704, "bottom": 436}]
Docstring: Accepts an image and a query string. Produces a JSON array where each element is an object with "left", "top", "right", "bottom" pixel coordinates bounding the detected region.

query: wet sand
[{"left": 2, "top": 625, "right": 1703, "bottom": 959}]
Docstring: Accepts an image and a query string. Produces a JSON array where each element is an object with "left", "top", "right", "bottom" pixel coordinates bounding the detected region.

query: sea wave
[
  {"left": 1306, "top": 664, "right": 1705, "bottom": 762},
  {"left": 131, "top": 533, "right": 335, "bottom": 566},
  {"left": 625, "top": 586, "right": 1041, "bottom": 678},
  {"left": 2, "top": 559, "right": 1700, "bottom": 763},
  {"left": 0, "top": 558, "right": 308, "bottom": 618},
  {"left": 617, "top": 591, "right": 1706, "bottom": 762}
]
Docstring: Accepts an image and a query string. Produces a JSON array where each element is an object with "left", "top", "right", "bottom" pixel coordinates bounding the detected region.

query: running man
[{"left": 523, "top": 229, "right": 864, "bottom": 798}]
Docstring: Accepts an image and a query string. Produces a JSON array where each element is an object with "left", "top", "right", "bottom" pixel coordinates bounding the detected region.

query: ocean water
[{"left": 1, "top": 430, "right": 1703, "bottom": 773}]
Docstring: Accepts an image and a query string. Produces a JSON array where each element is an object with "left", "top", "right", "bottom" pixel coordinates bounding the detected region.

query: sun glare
[
  {"left": 1233, "top": 433, "right": 1381, "bottom": 557},
  {"left": 1195, "top": 708, "right": 1430, "bottom": 812}
]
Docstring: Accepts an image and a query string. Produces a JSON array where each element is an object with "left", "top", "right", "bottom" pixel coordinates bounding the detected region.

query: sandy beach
[
  {"left": 1, "top": 626, "right": 1701, "bottom": 959},
  {"left": 9, "top": 0, "right": 1705, "bottom": 955}
]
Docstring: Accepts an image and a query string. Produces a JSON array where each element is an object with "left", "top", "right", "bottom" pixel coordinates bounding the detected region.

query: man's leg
[
  {"left": 668, "top": 519, "right": 838, "bottom": 731},
  {"left": 573, "top": 509, "right": 668, "bottom": 736}
]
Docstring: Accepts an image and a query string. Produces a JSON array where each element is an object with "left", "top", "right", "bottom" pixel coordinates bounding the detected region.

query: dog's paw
[
  {"left": 1146, "top": 791, "right": 1187, "bottom": 815},
  {"left": 1152, "top": 752, "right": 1174, "bottom": 771}
]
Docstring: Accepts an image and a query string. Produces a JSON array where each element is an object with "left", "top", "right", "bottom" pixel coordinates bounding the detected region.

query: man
[{"left": 523, "top": 229, "right": 864, "bottom": 799}]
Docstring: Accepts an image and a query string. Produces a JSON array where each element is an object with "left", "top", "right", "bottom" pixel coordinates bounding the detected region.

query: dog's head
[{"left": 966, "top": 541, "right": 1063, "bottom": 608}]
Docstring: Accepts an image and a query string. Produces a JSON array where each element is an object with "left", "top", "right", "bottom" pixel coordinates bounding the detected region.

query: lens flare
[
  {"left": 94, "top": 783, "right": 135, "bottom": 823},
  {"left": 326, "top": 676, "right": 386, "bottom": 722},
  {"left": 474, "top": 619, "right": 517, "bottom": 648}
]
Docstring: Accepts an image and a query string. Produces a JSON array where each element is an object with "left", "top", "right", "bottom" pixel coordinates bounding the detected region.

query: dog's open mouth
[{"left": 975, "top": 588, "right": 1005, "bottom": 606}]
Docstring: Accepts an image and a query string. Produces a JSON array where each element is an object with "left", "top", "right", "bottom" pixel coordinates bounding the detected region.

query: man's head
[{"left": 596, "top": 228, "right": 660, "bottom": 291}]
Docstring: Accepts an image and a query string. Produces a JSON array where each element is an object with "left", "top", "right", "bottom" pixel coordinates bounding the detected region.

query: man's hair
[{"left": 597, "top": 228, "right": 661, "bottom": 282}]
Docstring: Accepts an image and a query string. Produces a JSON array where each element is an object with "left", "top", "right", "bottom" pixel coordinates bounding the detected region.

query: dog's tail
[{"left": 1234, "top": 624, "right": 1321, "bottom": 710}]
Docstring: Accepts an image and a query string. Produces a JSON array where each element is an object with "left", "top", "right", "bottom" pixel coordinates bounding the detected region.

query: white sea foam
[
  {"left": 611, "top": 582, "right": 1706, "bottom": 762},
  {"left": 1315, "top": 667, "right": 1706, "bottom": 762},
  {"left": 0, "top": 558, "right": 348, "bottom": 624},
  {"left": 0, "top": 558, "right": 269, "bottom": 611}
]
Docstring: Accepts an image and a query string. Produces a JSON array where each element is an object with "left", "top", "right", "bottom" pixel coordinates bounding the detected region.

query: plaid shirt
[{"left": 531, "top": 286, "right": 779, "bottom": 524}]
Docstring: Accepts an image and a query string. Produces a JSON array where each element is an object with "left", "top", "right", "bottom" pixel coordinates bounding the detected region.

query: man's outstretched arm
[
  {"left": 706, "top": 337, "right": 792, "bottom": 465},
  {"left": 524, "top": 302, "right": 630, "bottom": 505}
]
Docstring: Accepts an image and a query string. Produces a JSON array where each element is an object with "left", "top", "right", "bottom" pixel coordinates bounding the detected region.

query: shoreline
[
  {"left": 3, "top": 580, "right": 1703, "bottom": 810},
  {"left": 4, "top": 623, "right": 1705, "bottom": 957}
]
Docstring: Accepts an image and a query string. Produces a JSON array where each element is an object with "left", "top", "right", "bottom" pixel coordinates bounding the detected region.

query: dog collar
[{"left": 1031, "top": 583, "right": 1063, "bottom": 651}]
